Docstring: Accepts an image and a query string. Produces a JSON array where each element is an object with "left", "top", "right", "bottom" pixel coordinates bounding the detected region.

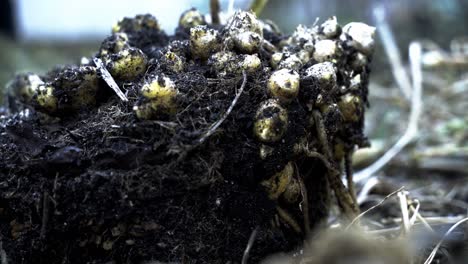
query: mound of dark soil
[{"left": 0, "top": 10, "right": 374, "bottom": 263}]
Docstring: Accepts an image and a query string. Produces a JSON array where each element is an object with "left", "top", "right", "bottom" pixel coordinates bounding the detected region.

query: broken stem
[
  {"left": 312, "top": 110, "right": 359, "bottom": 219},
  {"left": 249, "top": 0, "right": 269, "bottom": 16},
  {"left": 210, "top": 0, "right": 221, "bottom": 25}
]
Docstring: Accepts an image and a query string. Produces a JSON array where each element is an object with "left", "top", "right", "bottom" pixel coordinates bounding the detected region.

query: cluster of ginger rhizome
[{"left": 1, "top": 8, "right": 375, "bottom": 263}]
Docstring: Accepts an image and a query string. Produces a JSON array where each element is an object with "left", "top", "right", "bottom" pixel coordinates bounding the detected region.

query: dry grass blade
[
  {"left": 390, "top": 215, "right": 465, "bottom": 226},
  {"left": 366, "top": 215, "right": 466, "bottom": 236},
  {"left": 409, "top": 203, "right": 433, "bottom": 232},
  {"left": 424, "top": 217, "right": 468, "bottom": 264},
  {"left": 397, "top": 191, "right": 410, "bottom": 234},
  {"left": 357, "top": 176, "right": 379, "bottom": 204},
  {"left": 409, "top": 200, "right": 420, "bottom": 226},
  {"left": 372, "top": 4, "right": 412, "bottom": 100},
  {"left": 346, "top": 186, "right": 405, "bottom": 230},
  {"left": 93, "top": 57, "right": 128, "bottom": 102}
]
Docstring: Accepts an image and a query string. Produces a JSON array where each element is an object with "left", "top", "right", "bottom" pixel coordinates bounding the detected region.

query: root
[
  {"left": 294, "top": 162, "right": 311, "bottom": 237},
  {"left": 276, "top": 206, "right": 302, "bottom": 234},
  {"left": 345, "top": 150, "right": 358, "bottom": 207},
  {"left": 328, "top": 172, "right": 359, "bottom": 220},
  {"left": 312, "top": 110, "right": 333, "bottom": 160},
  {"left": 40, "top": 192, "right": 50, "bottom": 239},
  {"left": 198, "top": 71, "right": 247, "bottom": 145},
  {"left": 241, "top": 227, "right": 259, "bottom": 264},
  {"left": 312, "top": 110, "right": 359, "bottom": 220}
]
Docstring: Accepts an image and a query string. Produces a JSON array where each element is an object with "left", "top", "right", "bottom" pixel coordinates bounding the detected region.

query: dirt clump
[{"left": 0, "top": 10, "right": 375, "bottom": 263}]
